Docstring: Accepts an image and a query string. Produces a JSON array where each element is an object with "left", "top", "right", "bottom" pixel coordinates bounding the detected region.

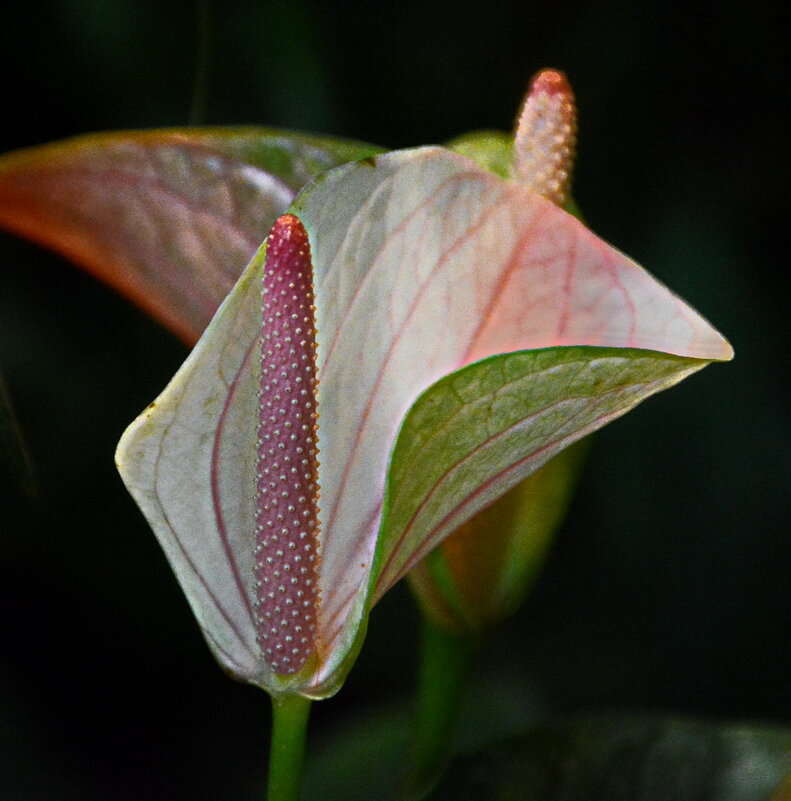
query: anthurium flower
[{"left": 115, "top": 96, "right": 732, "bottom": 698}]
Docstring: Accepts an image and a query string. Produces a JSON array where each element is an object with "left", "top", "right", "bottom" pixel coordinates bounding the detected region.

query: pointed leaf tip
[
  {"left": 256, "top": 214, "right": 322, "bottom": 676},
  {"left": 514, "top": 68, "right": 577, "bottom": 204}
]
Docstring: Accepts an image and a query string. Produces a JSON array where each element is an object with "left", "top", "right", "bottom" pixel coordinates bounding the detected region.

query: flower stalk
[
  {"left": 403, "top": 618, "right": 476, "bottom": 800},
  {"left": 267, "top": 694, "right": 312, "bottom": 801}
]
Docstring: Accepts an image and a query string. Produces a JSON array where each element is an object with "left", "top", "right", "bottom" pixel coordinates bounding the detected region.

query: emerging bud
[
  {"left": 254, "top": 214, "right": 321, "bottom": 675},
  {"left": 514, "top": 68, "right": 577, "bottom": 205}
]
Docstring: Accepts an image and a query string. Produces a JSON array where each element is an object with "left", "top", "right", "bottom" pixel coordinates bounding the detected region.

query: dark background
[{"left": 0, "top": 1, "right": 787, "bottom": 799}]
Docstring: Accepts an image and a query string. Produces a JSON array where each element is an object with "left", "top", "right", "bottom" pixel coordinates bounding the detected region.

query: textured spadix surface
[
  {"left": 513, "top": 69, "right": 577, "bottom": 203},
  {"left": 116, "top": 146, "right": 731, "bottom": 697},
  {"left": 254, "top": 216, "right": 321, "bottom": 675}
]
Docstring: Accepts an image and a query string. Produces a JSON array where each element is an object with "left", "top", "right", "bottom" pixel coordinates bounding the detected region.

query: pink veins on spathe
[{"left": 254, "top": 214, "right": 321, "bottom": 676}]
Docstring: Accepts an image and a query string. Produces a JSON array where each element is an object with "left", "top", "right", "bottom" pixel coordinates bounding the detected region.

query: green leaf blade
[{"left": 374, "top": 347, "right": 709, "bottom": 597}]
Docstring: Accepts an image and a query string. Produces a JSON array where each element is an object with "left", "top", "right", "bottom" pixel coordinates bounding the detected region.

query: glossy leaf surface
[
  {"left": 117, "top": 146, "right": 731, "bottom": 697},
  {"left": 0, "top": 129, "right": 379, "bottom": 342}
]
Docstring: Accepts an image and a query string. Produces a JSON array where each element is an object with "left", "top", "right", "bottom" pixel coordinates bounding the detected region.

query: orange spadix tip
[{"left": 529, "top": 68, "right": 572, "bottom": 98}]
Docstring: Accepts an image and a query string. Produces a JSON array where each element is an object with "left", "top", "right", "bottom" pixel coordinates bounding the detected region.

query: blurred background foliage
[{"left": 0, "top": 1, "right": 787, "bottom": 799}]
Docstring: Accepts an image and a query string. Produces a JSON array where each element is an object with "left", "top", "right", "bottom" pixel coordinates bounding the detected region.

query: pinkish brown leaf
[{"left": 0, "top": 129, "right": 378, "bottom": 342}]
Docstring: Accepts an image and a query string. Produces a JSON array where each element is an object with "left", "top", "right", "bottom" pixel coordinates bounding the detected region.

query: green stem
[
  {"left": 267, "top": 693, "right": 312, "bottom": 801},
  {"left": 404, "top": 617, "right": 476, "bottom": 799}
]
